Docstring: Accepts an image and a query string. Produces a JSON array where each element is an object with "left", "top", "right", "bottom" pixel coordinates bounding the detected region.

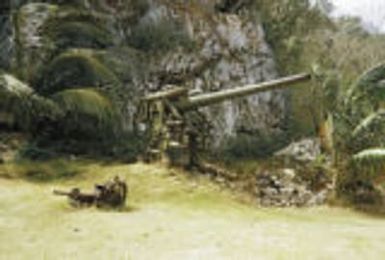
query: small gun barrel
[{"left": 53, "top": 189, "right": 71, "bottom": 196}]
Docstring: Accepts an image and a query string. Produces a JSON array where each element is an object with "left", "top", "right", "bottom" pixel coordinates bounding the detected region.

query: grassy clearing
[{"left": 1, "top": 161, "right": 385, "bottom": 259}]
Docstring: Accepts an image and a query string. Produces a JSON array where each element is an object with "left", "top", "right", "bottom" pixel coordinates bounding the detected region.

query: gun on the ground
[{"left": 52, "top": 178, "right": 127, "bottom": 208}]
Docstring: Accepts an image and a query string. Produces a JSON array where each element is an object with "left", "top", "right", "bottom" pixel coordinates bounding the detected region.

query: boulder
[
  {"left": 255, "top": 167, "right": 331, "bottom": 207},
  {"left": 275, "top": 138, "right": 322, "bottom": 163}
]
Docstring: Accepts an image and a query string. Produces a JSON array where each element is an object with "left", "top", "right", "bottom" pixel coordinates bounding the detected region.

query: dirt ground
[{"left": 1, "top": 162, "right": 385, "bottom": 260}]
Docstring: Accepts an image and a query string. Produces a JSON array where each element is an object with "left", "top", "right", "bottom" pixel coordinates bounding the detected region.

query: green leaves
[
  {"left": 37, "top": 50, "right": 120, "bottom": 95},
  {"left": 49, "top": 21, "right": 114, "bottom": 50},
  {"left": 350, "top": 148, "right": 385, "bottom": 180},
  {"left": 352, "top": 110, "right": 385, "bottom": 139},
  {"left": 52, "top": 88, "right": 117, "bottom": 127},
  {"left": 322, "top": 72, "right": 340, "bottom": 112},
  {"left": 0, "top": 74, "right": 60, "bottom": 130},
  {"left": 348, "top": 63, "right": 385, "bottom": 106},
  {"left": 0, "top": 72, "right": 119, "bottom": 138}
]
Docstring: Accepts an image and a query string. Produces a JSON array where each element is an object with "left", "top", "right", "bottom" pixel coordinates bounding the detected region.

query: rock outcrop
[
  {"left": 275, "top": 138, "right": 322, "bottom": 163},
  {"left": 255, "top": 168, "right": 332, "bottom": 207},
  {"left": 199, "top": 162, "right": 332, "bottom": 207},
  {"left": 0, "top": 1, "right": 12, "bottom": 70}
]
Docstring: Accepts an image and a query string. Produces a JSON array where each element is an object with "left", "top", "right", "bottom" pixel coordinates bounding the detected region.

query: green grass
[
  {"left": 1, "top": 161, "right": 385, "bottom": 259},
  {"left": 0, "top": 159, "right": 84, "bottom": 181}
]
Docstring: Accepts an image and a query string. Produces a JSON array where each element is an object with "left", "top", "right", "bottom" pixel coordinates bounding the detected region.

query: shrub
[{"left": 17, "top": 142, "right": 57, "bottom": 161}]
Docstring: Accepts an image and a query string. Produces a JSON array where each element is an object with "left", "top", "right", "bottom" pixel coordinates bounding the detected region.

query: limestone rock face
[
  {"left": 0, "top": 1, "right": 12, "bottom": 70},
  {"left": 255, "top": 168, "right": 332, "bottom": 207},
  {"left": 139, "top": 2, "right": 285, "bottom": 149},
  {"left": 15, "top": 3, "right": 58, "bottom": 81},
  {"left": 275, "top": 138, "right": 322, "bottom": 162}
]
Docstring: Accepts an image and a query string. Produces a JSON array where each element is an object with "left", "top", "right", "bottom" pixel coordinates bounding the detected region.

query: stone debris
[
  {"left": 198, "top": 161, "right": 332, "bottom": 207},
  {"left": 274, "top": 138, "right": 322, "bottom": 162},
  {"left": 255, "top": 168, "right": 332, "bottom": 207}
]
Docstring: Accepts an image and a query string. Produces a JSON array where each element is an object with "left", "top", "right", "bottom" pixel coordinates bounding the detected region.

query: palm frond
[
  {"left": 350, "top": 148, "right": 385, "bottom": 179},
  {"left": 50, "top": 21, "right": 114, "bottom": 49},
  {"left": 37, "top": 50, "right": 120, "bottom": 95},
  {"left": 51, "top": 88, "right": 118, "bottom": 128},
  {"left": 322, "top": 71, "right": 340, "bottom": 112},
  {"left": 0, "top": 74, "right": 33, "bottom": 96},
  {"left": 352, "top": 110, "right": 385, "bottom": 139},
  {"left": 353, "top": 148, "right": 385, "bottom": 161},
  {"left": 347, "top": 63, "right": 385, "bottom": 105},
  {"left": 0, "top": 74, "right": 60, "bottom": 129}
]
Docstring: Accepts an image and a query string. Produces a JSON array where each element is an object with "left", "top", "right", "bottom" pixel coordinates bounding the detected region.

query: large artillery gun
[{"left": 135, "top": 73, "right": 311, "bottom": 166}]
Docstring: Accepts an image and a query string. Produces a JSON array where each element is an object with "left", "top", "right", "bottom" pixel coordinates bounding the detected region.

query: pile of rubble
[
  {"left": 196, "top": 138, "right": 334, "bottom": 207},
  {"left": 199, "top": 161, "right": 332, "bottom": 207},
  {"left": 254, "top": 168, "right": 332, "bottom": 207}
]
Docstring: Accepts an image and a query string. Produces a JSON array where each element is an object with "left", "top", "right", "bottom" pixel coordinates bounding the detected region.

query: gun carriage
[{"left": 135, "top": 73, "right": 311, "bottom": 166}]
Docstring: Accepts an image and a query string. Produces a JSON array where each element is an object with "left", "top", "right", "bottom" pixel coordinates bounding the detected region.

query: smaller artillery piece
[
  {"left": 135, "top": 73, "right": 311, "bottom": 166},
  {"left": 53, "top": 176, "right": 128, "bottom": 208}
]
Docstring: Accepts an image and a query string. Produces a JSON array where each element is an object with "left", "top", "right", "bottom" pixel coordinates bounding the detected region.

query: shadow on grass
[
  {"left": 0, "top": 159, "right": 87, "bottom": 182},
  {"left": 330, "top": 197, "right": 385, "bottom": 218},
  {"left": 97, "top": 205, "right": 140, "bottom": 213},
  {"left": 353, "top": 203, "right": 385, "bottom": 218},
  {"left": 59, "top": 203, "right": 140, "bottom": 214}
]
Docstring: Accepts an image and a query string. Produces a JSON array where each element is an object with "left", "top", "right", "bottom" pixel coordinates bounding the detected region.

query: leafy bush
[
  {"left": 252, "top": 0, "right": 331, "bottom": 73},
  {"left": 17, "top": 142, "right": 57, "bottom": 161}
]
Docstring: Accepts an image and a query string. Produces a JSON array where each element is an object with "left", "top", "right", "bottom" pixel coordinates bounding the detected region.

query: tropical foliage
[
  {"left": 0, "top": 2, "right": 130, "bottom": 157},
  {"left": 315, "top": 63, "right": 385, "bottom": 201}
]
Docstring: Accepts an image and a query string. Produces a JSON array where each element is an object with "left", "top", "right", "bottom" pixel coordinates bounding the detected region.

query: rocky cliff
[
  {"left": 1, "top": 0, "right": 287, "bottom": 152},
  {"left": 0, "top": 1, "right": 12, "bottom": 70}
]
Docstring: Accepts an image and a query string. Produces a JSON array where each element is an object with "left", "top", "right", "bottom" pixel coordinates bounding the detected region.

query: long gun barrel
[{"left": 177, "top": 73, "right": 311, "bottom": 110}]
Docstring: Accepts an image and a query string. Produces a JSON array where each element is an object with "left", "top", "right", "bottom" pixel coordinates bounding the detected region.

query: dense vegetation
[{"left": 253, "top": 0, "right": 385, "bottom": 203}]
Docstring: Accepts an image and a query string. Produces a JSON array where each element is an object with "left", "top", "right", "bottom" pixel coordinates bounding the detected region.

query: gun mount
[{"left": 135, "top": 73, "right": 311, "bottom": 166}]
